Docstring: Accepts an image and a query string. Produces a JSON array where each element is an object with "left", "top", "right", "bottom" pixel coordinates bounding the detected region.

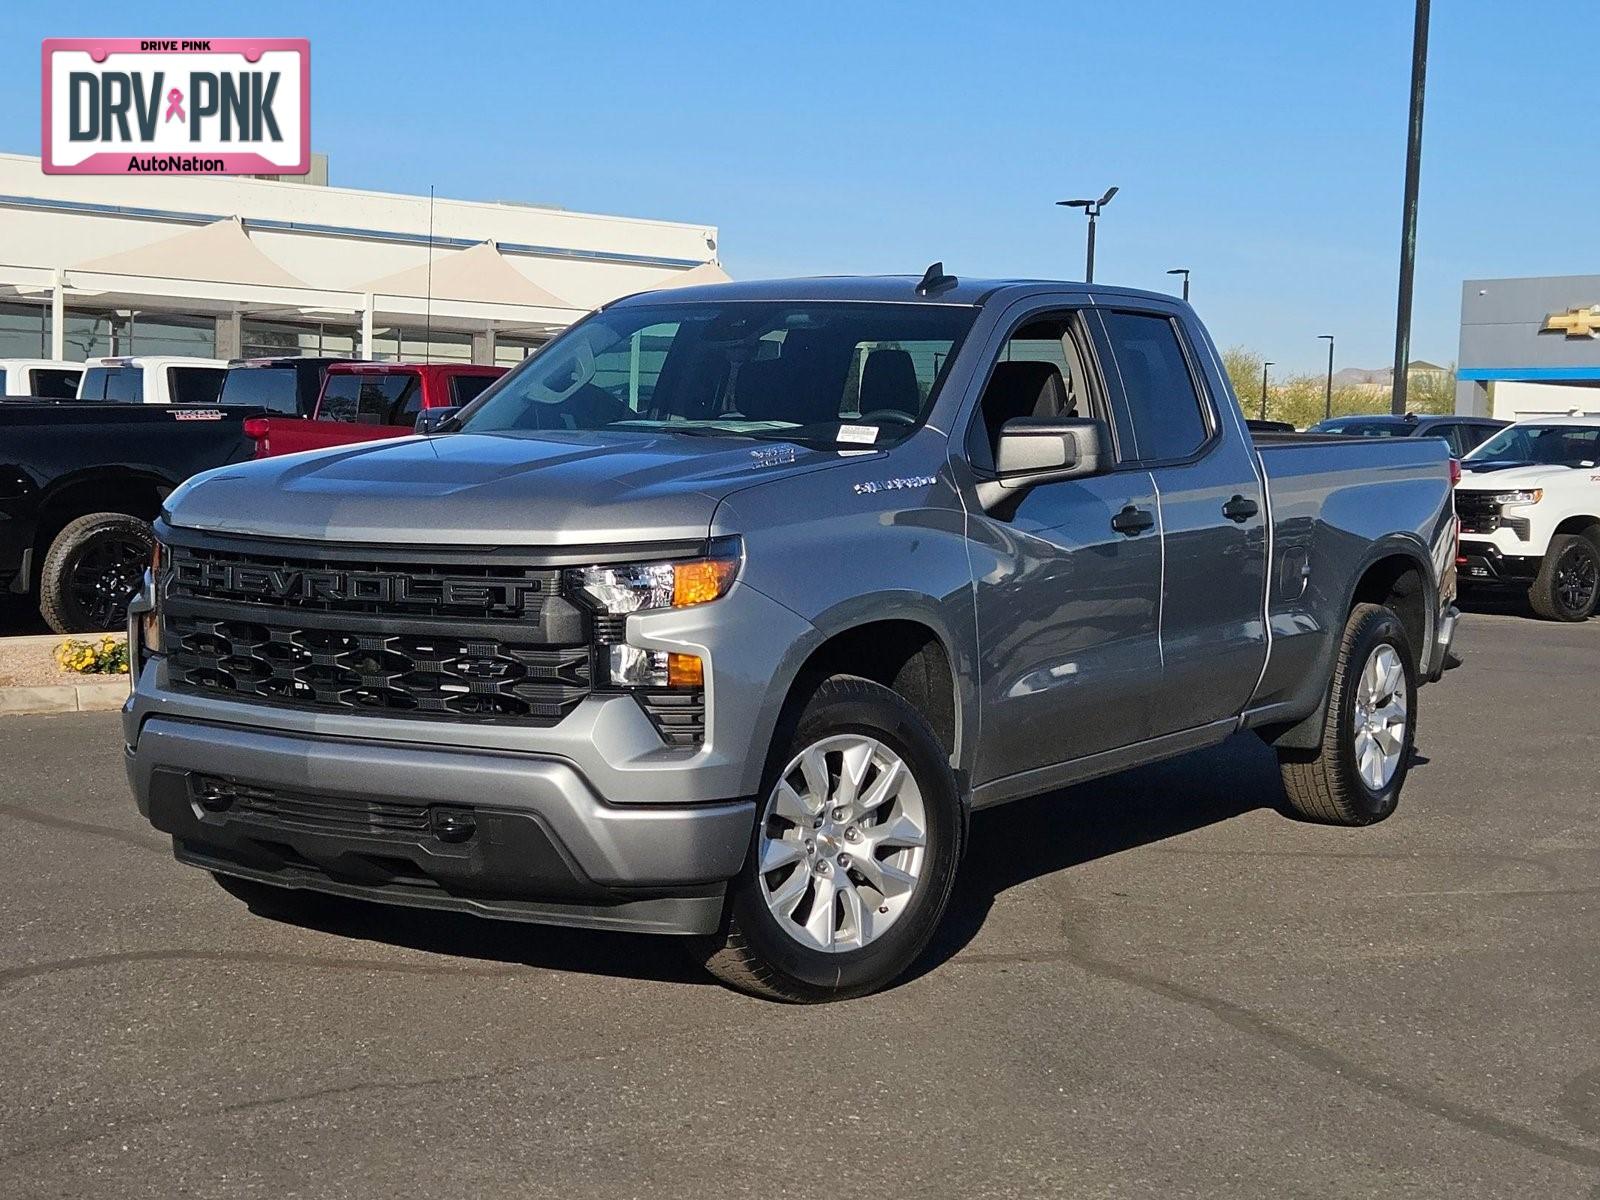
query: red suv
[{"left": 246, "top": 362, "right": 506, "bottom": 458}]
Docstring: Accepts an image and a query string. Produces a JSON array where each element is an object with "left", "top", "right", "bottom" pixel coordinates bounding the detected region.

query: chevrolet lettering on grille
[{"left": 177, "top": 560, "right": 545, "bottom": 616}]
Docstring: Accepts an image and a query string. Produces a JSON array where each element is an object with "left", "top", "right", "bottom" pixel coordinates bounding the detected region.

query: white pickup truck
[
  {"left": 0, "top": 358, "right": 83, "bottom": 399},
  {"left": 1456, "top": 413, "right": 1600, "bottom": 621},
  {"left": 76, "top": 356, "right": 229, "bottom": 406}
]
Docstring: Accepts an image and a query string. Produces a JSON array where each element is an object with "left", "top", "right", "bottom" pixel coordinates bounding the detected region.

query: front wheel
[
  {"left": 37, "top": 512, "right": 154, "bottom": 634},
  {"left": 1277, "top": 603, "right": 1417, "bottom": 826},
  {"left": 695, "top": 676, "right": 963, "bottom": 1002},
  {"left": 1528, "top": 533, "right": 1600, "bottom": 622}
]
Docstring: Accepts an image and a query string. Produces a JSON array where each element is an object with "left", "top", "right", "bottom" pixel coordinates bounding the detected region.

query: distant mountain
[{"left": 1333, "top": 360, "right": 1448, "bottom": 388}]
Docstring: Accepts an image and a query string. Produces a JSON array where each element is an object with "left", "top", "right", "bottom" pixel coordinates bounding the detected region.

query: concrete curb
[{"left": 0, "top": 681, "right": 127, "bottom": 716}]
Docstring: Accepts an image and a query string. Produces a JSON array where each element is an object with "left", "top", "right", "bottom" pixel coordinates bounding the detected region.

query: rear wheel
[
  {"left": 1277, "top": 603, "right": 1416, "bottom": 826},
  {"left": 38, "top": 512, "right": 153, "bottom": 634},
  {"left": 1528, "top": 533, "right": 1600, "bottom": 622},
  {"left": 695, "top": 676, "right": 963, "bottom": 1002}
]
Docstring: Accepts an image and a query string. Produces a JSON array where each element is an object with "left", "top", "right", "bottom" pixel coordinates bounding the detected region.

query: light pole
[
  {"left": 1166, "top": 268, "right": 1190, "bottom": 302},
  {"left": 1260, "top": 360, "right": 1274, "bottom": 421},
  {"left": 1318, "top": 335, "right": 1336, "bottom": 419},
  {"left": 1390, "top": 0, "right": 1431, "bottom": 415},
  {"left": 1056, "top": 187, "right": 1119, "bottom": 283}
]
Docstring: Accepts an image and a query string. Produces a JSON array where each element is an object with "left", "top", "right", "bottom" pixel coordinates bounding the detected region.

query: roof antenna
[{"left": 916, "top": 261, "right": 957, "bottom": 296}]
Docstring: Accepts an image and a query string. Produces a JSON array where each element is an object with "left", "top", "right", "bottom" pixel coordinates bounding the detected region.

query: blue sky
[{"left": 0, "top": 1, "right": 1590, "bottom": 373}]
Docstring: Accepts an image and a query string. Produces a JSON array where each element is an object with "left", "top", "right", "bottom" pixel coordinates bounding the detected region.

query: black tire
[
  {"left": 1277, "top": 603, "right": 1417, "bottom": 826},
  {"left": 695, "top": 675, "right": 963, "bottom": 1003},
  {"left": 38, "top": 512, "right": 154, "bottom": 634},
  {"left": 1528, "top": 533, "right": 1600, "bottom": 622},
  {"left": 210, "top": 871, "right": 332, "bottom": 920}
]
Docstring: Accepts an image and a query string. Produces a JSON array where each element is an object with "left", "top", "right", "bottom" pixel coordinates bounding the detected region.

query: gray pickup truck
[{"left": 124, "top": 273, "right": 1459, "bottom": 1001}]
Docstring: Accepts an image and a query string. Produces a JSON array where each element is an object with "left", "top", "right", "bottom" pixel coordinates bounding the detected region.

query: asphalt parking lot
[{"left": 0, "top": 608, "right": 1596, "bottom": 1199}]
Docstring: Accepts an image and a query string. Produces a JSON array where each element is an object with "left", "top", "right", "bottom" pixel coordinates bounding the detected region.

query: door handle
[
  {"left": 1222, "top": 494, "right": 1259, "bottom": 523},
  {"left": 1111, "top": 505, "right": 1156, "bottom": 536}
]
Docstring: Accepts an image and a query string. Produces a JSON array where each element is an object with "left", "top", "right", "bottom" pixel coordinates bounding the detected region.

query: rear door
[{"left": 1091, "top": 306, "right": 1268, "bottom": 737}]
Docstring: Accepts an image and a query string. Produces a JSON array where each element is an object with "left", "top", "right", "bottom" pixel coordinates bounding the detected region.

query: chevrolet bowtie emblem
[{"left": 1542, "top": 305, "right": 1600, "bottom": 338}]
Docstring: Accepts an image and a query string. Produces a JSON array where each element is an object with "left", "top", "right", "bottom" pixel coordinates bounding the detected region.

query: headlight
[
  {"left": 575, "top": 554, "right": 738, "bottom": 615},
  {"left": 574, "top": 541, "right": 740, "bottom": 689},
  {"left": 1491, "top": 489, "right": 1542, "bottom": 506}
]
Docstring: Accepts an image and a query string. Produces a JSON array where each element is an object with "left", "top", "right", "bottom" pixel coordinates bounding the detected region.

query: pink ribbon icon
[{"left": 164, "top": 88, "right": 185, "bottom": 123}]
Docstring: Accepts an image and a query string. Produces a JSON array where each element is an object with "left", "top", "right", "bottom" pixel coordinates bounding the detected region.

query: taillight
[
  {"left": 244, "top": 417, "right": 270, "bottom": 457},
  {"left": 1448, "top": 458, "right": 1462, "bottom": 487}
]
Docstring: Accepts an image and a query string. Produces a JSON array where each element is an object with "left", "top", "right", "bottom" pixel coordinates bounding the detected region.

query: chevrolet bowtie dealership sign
[{"left": 41, "top": 38, "right": 309, "bottom": 175}]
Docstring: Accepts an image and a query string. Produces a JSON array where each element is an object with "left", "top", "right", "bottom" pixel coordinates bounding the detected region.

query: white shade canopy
[
  {"left": 74, "top": 215, "right": 308, "bottom": 288},
  {"left": 640, "top": 261, "right": 732, "bottom": 291},
  {"left": 361, "top": 240, "right": 575, "bottom": 309}
]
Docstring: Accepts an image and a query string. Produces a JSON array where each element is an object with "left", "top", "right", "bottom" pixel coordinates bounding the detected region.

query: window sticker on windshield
[{"left": 838, "top": 425, "right": 879, "bottom": 445}]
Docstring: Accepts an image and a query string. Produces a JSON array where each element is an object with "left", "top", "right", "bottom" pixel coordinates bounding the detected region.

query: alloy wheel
[
  {"left": 1352, "top": 644, "right": 1408, "bottom": 791},
  {"left": 67, "top": 533, "right": 148, "bottom": 630},
  {"left": 1556, "top": 543, "right": 1599, "bottom": 616},
  {"left": 756, "top": 734, "right": 928, "bottom": 953}
]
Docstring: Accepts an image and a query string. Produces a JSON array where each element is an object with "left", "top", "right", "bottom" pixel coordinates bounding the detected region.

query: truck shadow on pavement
[
  {"left": 246, "top": 730, "right": 1424, "bottom": 995},
  {"left": 908, "top": 731, "right": 1291, "bottom": 981}
]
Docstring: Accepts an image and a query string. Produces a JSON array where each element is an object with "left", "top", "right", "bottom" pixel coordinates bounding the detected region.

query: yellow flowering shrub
[{"left": 55, "top": 635, "right": 130, "bottom": 675}]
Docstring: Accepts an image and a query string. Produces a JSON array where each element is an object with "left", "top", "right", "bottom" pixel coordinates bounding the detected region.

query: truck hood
[
  {"left": 1457, "top": 463, "right": 1569, "bottom": 488},
  {"left": 165, "top": 430, "right": 856, "bottom": 545}
]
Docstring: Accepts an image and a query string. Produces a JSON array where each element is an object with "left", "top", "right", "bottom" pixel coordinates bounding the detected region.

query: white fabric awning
[
  {"left": 639, "top": 261, "right": 732, "bottom": 290},
  {"left": 361, "top": 240, "right": 575, "bottom": 309},
  {"left": 73, "top": 216, "right": 308, "bottom": 288}
]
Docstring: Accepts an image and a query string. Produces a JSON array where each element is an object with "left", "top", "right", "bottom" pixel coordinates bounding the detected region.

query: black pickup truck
[{"left": 1, "top": 403, "right": 257, "bottom": 632}]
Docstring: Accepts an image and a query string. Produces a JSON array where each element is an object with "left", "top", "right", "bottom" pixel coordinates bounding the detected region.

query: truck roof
[
  {"left": 610, "top": 274, "right": 1184, "bottom": 309},
  {"left": 324, "top": 361, "right": 505, "bottom": 377},
  {"left": 0, "top": 358, "right": 80, "bottom": 370},
  {"left": 84, "top": 355, "right": 230, "bottom": 369}
]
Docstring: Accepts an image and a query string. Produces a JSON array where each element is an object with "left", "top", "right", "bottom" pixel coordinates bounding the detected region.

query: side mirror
[
  {"left": 415, "top": 406, "right": 462, "bottom": 435},
  {"left": 976, "top": 417, "right": 1108, "bottom": 510}
]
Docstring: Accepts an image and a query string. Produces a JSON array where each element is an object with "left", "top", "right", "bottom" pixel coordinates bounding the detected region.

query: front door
[{"left": 963, "top": 307, "right": 1164, "bottom": 786}]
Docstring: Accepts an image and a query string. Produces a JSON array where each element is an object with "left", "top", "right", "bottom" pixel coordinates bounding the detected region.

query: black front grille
[
  {"left": 1454, "top": 491, "right": 1501, "bottom": 534},
  {"left": 193, "top": 776, "right": 435, "bottom": 841},
  {"left": 162, "top": 538, "right": 592, "bottom": 725}
]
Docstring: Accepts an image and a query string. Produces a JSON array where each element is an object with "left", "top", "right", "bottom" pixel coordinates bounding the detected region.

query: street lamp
[
  {"left": 1056, "top": 187, "right": 1119, "bottom": 283},
  {"left": 1260, "top": 360, "right": 1274, "bottom": 421},
  {"left": 1318, "top": 335, "right": 1336, "bottom": 419},
  {"left": 1166, "top": 268, "right": 1190, "bottom": 302}
]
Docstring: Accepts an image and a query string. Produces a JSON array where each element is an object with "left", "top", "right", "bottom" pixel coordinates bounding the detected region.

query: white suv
[{"left": 1456, "top": 414, "right": 1600, "bottom": 621}]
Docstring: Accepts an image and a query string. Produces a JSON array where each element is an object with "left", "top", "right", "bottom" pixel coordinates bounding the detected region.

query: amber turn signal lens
[
  {"left": 666, "top": 652, "right": 704, "bottom": 688},
  {"left": 673, "top": 558, "right": 737, "bottom": 607}
]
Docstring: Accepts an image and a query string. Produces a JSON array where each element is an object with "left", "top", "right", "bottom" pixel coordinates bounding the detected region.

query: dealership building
[
  {"left": 0, "top": 152, "right": 726, "bottom": 366},
  {"left": 1456, "top": 275, "right": 1600, "bottom": 420}
]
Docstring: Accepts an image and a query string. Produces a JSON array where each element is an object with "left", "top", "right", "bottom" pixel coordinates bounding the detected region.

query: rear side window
[
  {"left": 1096, "top": 311, "right": 1211, "bottom": 462},
  {"left": 218, "top": 367, "right": 301, "bottom": 415},
  {"left": 170, "top": 367, "right": 225, "bottom": 405},
  {"left": 34, "top": 369, "right": 80, "bottom": 399},
  {"left": 450, "top": 374, "right": 498, "bottom": 407},
  {"left": 79, "top": 366, "right": 142, "bottom": 403},
  {"left": 319, "top": 373, "right": 418, "bottom": 425}
]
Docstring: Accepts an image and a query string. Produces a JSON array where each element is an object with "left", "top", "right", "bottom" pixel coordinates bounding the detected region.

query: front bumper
[
  {"left": 127, "top": 717, "right": 754, "bottom": 934},
  {"left": 1457, "top": 539, "right": 1541, "bottom": 587}
]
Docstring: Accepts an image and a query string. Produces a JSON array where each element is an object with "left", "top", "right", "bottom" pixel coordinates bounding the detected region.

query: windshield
[
  {"left": 1464, "top": 423, "right": 1600, "bottom": 468},
  {"left": 458, "top": 301, "right": 976, "bottom": 446},
  {"left": 218, "top": 366, "right": 301, "bottom": 415}
]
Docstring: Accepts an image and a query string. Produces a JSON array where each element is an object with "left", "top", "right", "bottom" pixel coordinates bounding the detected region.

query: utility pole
[
  {"left": 1319, "top": 335, "right": 1336, "bottom": 419},
  {"left": 1390, "top": 0, "right": 1431, "bottom": 414},
  {"left": 1056, "top": 188, "right": 1119, "bottom": 283},
  {"left": 1260, "top": 360, "right": 1273, "bottom": 421}
]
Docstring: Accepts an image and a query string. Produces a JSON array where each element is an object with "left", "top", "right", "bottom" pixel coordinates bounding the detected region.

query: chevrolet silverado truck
[
  {"left": 124, "top": 273, "right": 1460, "bottom": 1002},
  {"left": 1, "top": 403, "right": 257, "bottom": 631},
  {"left": 1454, "top": 413, "right": 1600, "bottom": 621}
]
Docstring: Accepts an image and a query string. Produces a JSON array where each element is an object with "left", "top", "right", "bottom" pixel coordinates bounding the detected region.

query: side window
[
  {"left": 36, "top": 369, "right": 82, "bottom": 399},
  {"left": 1096, "top": 311, "right": 1211, "bottom": 463},
  {"left": 169, "top": 367, "right": 225, "bottom": 405},
  {"left": 966, "top": 313, "right": 1094, "bottom": 473},
  {"left": 1434, "top": 424, "right": 1468, "bottom": 457},
  {"left": 367, "top": 375, "right": 417, "bottom": 425},
  {"left": 1466, "top": 424, "right": 1499, "bottom": 453},
  {"left": 450, "top": 374, "right": 498, "bottom": 407}
]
